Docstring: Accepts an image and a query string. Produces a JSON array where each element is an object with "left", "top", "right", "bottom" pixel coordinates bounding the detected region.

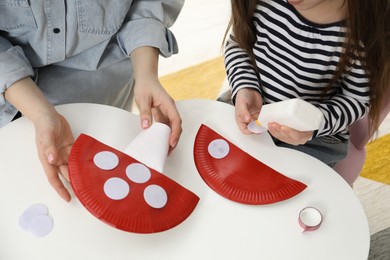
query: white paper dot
[
  {"left": 144, "top": 185, "right": 168, "bottom": 209},
  {"left": 103, "top": 177, "right": 130, "bottom": 200},
  {"left": 93, "top": 151, "right": 119, "bottom": 170},
  {"left": 28, "top": 215, "right": 53, "bottom": 238},
  {"left": 18, "top": 204, "right": 49, "bottom": 231},
  {"left": 208, "top": 139, "right": 230, "bottom": 159},
  {"left": 248, "top": 120, "right": 267, "bottom": 134},
  {"left": 126, "top": 163, "right": 151, "bottom": 183}
]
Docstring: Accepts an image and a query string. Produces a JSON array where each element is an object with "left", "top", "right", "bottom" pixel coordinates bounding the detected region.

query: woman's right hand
[
  {"left": 5, "top": 77, "right": 74, "bottom": 202},
  {"left": 34, "top": 111, "right": 75, "bottom": 202},
  {"left": 234, "top": 88, "right": 263, "bottom": 134}
]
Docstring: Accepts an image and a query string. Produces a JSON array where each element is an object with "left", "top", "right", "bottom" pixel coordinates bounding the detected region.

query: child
[
  {"left": 223, "top": 0, "right": 389, "bottom": 170},
  {"left": 0, "top": 0, "right": 184, "bottom": 201}
]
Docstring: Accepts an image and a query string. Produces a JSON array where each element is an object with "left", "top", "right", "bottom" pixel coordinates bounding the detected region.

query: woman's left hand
[
  {"left": 133, "top": 76, "right": 182, "bottom": 152},
  {"left": 268, "top": 122, "right": 313, "bottom": 145},
  {"left": 130, "top": 46, "right": 182, "bottom": 152}
]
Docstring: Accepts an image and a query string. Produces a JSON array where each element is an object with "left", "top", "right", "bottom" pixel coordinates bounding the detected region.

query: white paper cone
[{"left": 124, "top": 122, "right": 171, "bottom": 173}]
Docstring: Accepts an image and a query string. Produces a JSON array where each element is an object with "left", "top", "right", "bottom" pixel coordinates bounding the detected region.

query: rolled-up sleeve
[
  {"left": 117, "top": 0, "right": 184, "bottom": 58},
  {"left": 0, "top": 36, "right": 34, "bottom": 106}
]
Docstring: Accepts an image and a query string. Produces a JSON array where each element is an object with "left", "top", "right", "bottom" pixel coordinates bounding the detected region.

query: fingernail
[
  {"left": 172, "top": 139, "right": 178, "bottom": 148},
  {"left": 47, "top": 153, "right": 54, "bottom": 164},
  {"left": 142, "top": 119, "right": 149, "bottom": 128}
]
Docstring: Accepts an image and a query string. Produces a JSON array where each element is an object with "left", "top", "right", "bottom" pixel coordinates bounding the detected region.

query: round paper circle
[
  {"left": 144, "top": 184, "right": 168, "bottom": 209},
  {"left": 248, "top": 120, "right": 267, "bottom": 134},
  {"left": 28, "top": 215, "right": 53, "bottom": 238},
  {"left": 93, "top": 151, "right": 119, "bottom": 170},
  {"left": 126, "top": 163, "right": 151, "bottom": 183},
  {"left": 208, "top": 139, "right": 230, "bottom": 159},
  {"left": 18, "top": 203, "right": 49, "bottom": 231},
  {"left": 104, "top": 177, "right": 130, "bottom": 200}
]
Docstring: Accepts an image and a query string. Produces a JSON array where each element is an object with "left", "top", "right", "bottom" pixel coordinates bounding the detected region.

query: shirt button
[{"left": 53, "top": 28, "right": 61, "bottom": 34}]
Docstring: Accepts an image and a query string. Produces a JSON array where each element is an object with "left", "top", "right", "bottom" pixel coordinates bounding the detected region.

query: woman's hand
[
  {"left": 133, "top": 76, "right": 182, "bottom": 152},
  {"left": 34, "top": 111, "right": 74, "bottom": 202},
  {"left": 268, "top": 122, "right": 313, "bottom": 145},
  {"left": 5, "top": 77, "right": 74, "bottom": 201},
  {"left": 234, "top": 88, "right": 263, "bottom": 134},
  {"left": 131, "top": 46, "right": 182, "bottom": 151}
]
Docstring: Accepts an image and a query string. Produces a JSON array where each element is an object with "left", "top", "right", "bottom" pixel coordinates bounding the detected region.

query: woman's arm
[
  {"left": 116, "top": 0, "right": 185, "bottom": 150},
  {"left": 5, "top": 77, "right": 74, "bottom": 202},
  {"left": 130, "top": 46, "right": 182, "bottom": 150}
]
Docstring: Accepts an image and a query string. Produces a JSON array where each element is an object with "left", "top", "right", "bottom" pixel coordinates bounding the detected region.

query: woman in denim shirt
[{"left": 0, "top": 0, "right": 184, "bottom": 202}]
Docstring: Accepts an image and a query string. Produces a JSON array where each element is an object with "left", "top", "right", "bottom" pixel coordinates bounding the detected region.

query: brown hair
[
  {"left": 224, "top": 0, "right": 390, "bottom": 136},
  {"left": 344, "top": 0, "right": 390, "bottom": 136},
  {"left": 224, "top": 0, "right": 258, "bottom": 70}
]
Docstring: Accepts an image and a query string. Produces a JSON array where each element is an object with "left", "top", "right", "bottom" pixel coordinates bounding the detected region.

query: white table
[{"left": 0, "top": 100, "right": 370, "bottom": 260}]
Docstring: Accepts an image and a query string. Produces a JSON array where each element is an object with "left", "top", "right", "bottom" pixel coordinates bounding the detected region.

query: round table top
[{"left": 0, "top": 100, "right": 369, "bottom": 260}]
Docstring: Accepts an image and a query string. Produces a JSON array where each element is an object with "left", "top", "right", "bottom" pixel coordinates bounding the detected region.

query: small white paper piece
[
  {"left": 124, "top": 122, "right": 171, "bottom": 173},
  {"left": 126, "top": 163, "right": 151, "bottom": 184},
  {"left": 257, "top": 98, "right": 324, "bottom": 131},
  {"left": 208, "top": 139, "right": 230, "bottom": 159},
  {"left": 247, "top": 120, "right": 267, "bottom": 134},
  {"left": 104, "top": 177, "right": 130, "bottom": 200},
  {"left": 19, "top": 203, "right": 53, "bottom": 238},
  {"left": 144, "top": 184, "right": 168, "bottom": 209},
  {"left": 28, "top": 215, "right": 54, "bottom": 238},
  {"left": 93, "top": 151, "right": 119, "bottom": 170},
  {"left": 18, "top": 203, "right": 48, "bottom": 231}
]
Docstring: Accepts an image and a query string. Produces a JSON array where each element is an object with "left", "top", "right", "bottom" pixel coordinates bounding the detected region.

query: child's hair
[
  {"left": 223, "top": 1, "right": 258, "bottom": 70},
  {"left": 224, "top": 0, "right": 390, "bottom": 136}
]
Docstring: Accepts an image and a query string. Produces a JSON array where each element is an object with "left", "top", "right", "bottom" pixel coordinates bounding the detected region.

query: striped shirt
[{"left": 224, "top": 0, "right": 370, "bottom": 140}]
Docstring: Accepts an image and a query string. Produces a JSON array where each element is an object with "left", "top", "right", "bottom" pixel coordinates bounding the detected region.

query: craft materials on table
[
  {"left": 19, "top": 203, "right": 53, "bottom": 238},
  {"left": 298, "top": 207, "right": 323, "bottom": 232},
  {"left": 251, "top": 98, "right": 324, "bottom": 132},
  {"left": 193, "top": 124, "right": 307, "bottom": 205},
  {"left": 68, "top": 123, "right": 199, "bottom": 234}
]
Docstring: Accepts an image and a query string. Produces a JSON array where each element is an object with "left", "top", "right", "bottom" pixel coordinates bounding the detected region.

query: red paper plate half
[
  {"left": 68, "top": 134, "right": 199, "bottom": 233},
  {"left": 193, "top": 124, "right": 307, "bottom": 205}
]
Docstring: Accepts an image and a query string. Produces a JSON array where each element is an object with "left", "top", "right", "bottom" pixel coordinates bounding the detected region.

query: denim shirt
[{"left": 0, "top": 0, "right": 184, "bottom": 126}]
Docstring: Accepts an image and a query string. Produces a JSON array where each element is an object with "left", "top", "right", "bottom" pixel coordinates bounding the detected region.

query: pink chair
[{"left": 334, "top": 89, "right": 390, "bottom": 185}]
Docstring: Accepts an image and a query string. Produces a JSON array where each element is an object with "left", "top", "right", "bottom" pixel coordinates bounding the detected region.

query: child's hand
[
  {"left": 268, "top": 122, "right": 313, "bottom": 145},
  {"left": 234, "top": 88, "right": 263, "bottom": 134},
  {"left": 34, "top": 111, "right": 74, "bottom": 202}
]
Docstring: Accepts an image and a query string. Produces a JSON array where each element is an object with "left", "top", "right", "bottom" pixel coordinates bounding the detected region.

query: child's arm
[
  {"left": 224, "top": 33, "right": 264, "bottom": 133},
  {"left": 224, "top": 33, "right": 262, "bottom": 104}
]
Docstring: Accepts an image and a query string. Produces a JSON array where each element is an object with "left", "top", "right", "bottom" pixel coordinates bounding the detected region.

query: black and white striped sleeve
[
  {"left": 314, "top": 59, "right": 370, "bottom": 138},
  {"left": 224, "top": 34, "right": 261, "bottom": 103}
]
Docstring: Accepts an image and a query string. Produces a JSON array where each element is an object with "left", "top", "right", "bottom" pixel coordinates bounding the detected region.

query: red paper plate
[
  {"left": 68, "top": 134, "right": 199, "bottom": 233},
  {"left": 193, "top": 124, "right": 307, "bottom": 205}
]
